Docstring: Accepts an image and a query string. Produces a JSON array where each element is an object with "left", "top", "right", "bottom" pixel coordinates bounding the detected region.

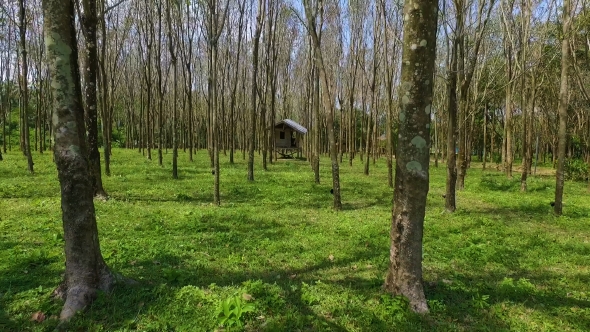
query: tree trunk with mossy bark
[
  {"left": 42, "top": 0, "right": 122, "bottom": 321},
  {"left": 384, "top": 0, "right": 438, "bottom": 313}
]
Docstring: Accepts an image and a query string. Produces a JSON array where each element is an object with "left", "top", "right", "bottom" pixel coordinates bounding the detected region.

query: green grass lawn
[{"left": 1, "top": 148, "right": 589, "bottom": 331}]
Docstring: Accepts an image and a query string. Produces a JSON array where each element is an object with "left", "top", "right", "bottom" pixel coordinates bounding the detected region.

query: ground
[{"left": 0, "top": 148, "right": 589, "bottom": 331}]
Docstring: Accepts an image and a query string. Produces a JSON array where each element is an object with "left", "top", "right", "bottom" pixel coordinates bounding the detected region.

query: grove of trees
[
  {"left": 0, "top": 0, "right": 589, "bottom": 321},
  {"left": 2, "top": 0, "right": 588, "bottom": 203}
]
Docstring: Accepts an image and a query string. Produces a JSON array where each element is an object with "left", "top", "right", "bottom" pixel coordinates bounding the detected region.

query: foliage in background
[{"left": 564, "top": 158, "right": 589, "bottom": 181}]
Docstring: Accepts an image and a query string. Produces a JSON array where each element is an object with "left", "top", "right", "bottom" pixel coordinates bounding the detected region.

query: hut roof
[{"left": 272, "top": 119, "right": 308, "bottom": 135}]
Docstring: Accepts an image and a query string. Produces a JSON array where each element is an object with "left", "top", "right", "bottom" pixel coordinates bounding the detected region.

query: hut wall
[{"left": 275, "top": 128, "right": 293, "bottom": 148}]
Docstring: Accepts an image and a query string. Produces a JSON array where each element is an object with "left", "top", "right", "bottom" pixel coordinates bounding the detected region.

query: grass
[{"left": 1, "top": 148, "right": 589, "bottom": 332}]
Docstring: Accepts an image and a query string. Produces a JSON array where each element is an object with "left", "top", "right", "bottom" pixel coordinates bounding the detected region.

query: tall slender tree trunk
[
  {"left": 456, "top": 102, "right": 467, "bottom": 188},
  {"left": 167, "top": 0, "right": 178, "bottom": 179},
  {"left": 348, "top": 52, "right": 358, "bottom": 168},
  {"left": 483, "top": 105, "right": 487, "bottom": 171},
  {"left": 364, "top": 102, "right": 372, "bottom": 175},
  {"left": 304, "top": 0, "right": 341, "bottom": 209},
  {"left": 99, "top": 0, "right": 111, "bottom": 176},
  {"left": 312, "top": 62, "right": 321, "bottom": 184},
  {"left": 382, "top": 0, "right": 395, "bottom": 187},
  {"left": 248, "top": 0, "right": 264, "bottom": 182},
  {"left": 521, "top": 77, "right": 535, "bottom": 191},
  {"left": 20, "top": 0, "right": 34, "bottom": 174},
  {"left": 185, "top": 6, "right": 194, "bottom": 162},
  {"left": 35, "top": 80, "right": 39, "bottom": 152},
  {"left": 384, "top": 0, "right": 438, "bottom": 313},
  {"left": 501, "top": 0, "right": 515, "bottom": 178},
  {"left": 268, "top": 7, "right": 278, "bottom": 165},
  {"left": 1, "top": 43, "right": 8, "bottom": 155},
  {"left": 212, "top": 44, "right": 220, "bottom": 204},
  {"left": 81, "top": 0, "right": 107, "bottom": 198},
  {"left": 1, "top": 94, "right": 4, "bottom": 158},
  {"left": 554, "top": 0, "right": 571, "bottom": 215},
  {"left": 338, "top": 99, "right": 343, "bottom": 164},
  {"left": 156, "top": 2, "right": 164, "bottom": 167},
  {"left": 445, "top": 19, "right": 459, "bottom": 212},
  {"left": 504, "top": 83, "right": 513, "bottom": 177},
  {"left": 229, "top": 0, "right": 245, "bottom": 165}
]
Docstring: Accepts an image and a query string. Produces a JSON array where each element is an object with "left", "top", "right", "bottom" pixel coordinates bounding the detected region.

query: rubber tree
[
  {"left": 383, "top": 0, "right": 438, "bottom": 313},
  {"left": 554, "top": 0, "right": 572, "bottom": 215},
  {"left": 19, "top": 0, "right": 34, "bottom": 173},
  {"left": 248, "top": 0, "right": 265, "bottom": 182},
  {"left": 202, "top": 0, "right": 229, "bottom": 204},
  {"left": 80, "top": 0, "right": 108, "bottom": 198},
  {"left": 42, "top": 0, "right": 120, "bottom": 321},
  {"left": 445, "top": 0, "right": 459, "bottom": 212},
  {"left": 303, "top": 0, "right": 342, "bottom": 210},
  {"left": 500, "top": 0, "right": 516, "bottom": 178}
]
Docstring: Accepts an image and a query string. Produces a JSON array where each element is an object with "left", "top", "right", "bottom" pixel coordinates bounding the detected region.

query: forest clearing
[{"left": 1, "top": 149, "right": 589, "bottom": 331}]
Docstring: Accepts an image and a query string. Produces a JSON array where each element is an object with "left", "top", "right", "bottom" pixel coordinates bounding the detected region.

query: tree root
[
  {"left": 410, "top": 298, "right": 429, "bottom": 314},
  {"left": 53, "top": 268, "right": 136, "bottom": 322},
  {"left": 94, "top": 191, "right": 109, "bottom": 201},
  {"left": 59, "top": 285, "right": 96, "bottom": 321}
]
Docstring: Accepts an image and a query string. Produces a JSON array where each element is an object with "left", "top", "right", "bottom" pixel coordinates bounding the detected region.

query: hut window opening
[{"left": 280, "top": 131, "right": 285, "bottom": 139}]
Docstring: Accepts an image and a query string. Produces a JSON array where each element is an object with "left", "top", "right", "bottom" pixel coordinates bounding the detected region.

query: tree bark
[
  {"left": 156, "top": 2, "right": 164, "bottom": 167},
  {"left": 554, "top": 0, "right": 571, "bottom": 215},
  {"left": 364, "top": 91, "right": 372, "bottom": 175},
  {"left": 167, "top": 0, "right": 178, "bottom": 179},
  {"left": 521, "top": 76, "right": 535, "bottom": 191},
  {"left": 483, "top": 105, "right": 487, "bottom": 171},
  {"left": 248, "top": 0, "right": 264, "bottom": 182},
  {"left": 81, "top": 0, "right": 107, "bottom": 198},
  {"left": 229, "top": 0, "right": 246, "bottom": 165},
  {"left": 20, "top": 0, "right": 34, "bottom": 174},
  {"left": 312, "top": 60, "right": 321, "bottom": 183},
  {"left": 304, "top": 0, "right": 341, "bottom": 209},
  {"left": 384, "top": 0, "right": 438, "bottom": 313},
  {"left": 1, "top": 39, "right": 8, "bottom": 155},
  {"left": 381, "top": 0, "right": 396, "bottom": 188},
  {"left": 42, "top": 0, "right": 119, "bottom": 321},
  {"left": 98, "top": 0, "right": 112, "bottom": 176},
  {"left": 501, "top": 0, "right": 515, "bottom": 178},
  {"left": 445, "top": 14, "right": 459, "bottom": 213}
]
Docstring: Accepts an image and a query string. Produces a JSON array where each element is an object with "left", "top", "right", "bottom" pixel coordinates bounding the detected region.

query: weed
[{"left": 214, "top": 294, "right": 256, "bottom": 330}]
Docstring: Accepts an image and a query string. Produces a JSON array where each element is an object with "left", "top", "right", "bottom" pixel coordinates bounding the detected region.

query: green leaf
[{"left": 242, "top": 303, "right": 256, "bottom": 313}]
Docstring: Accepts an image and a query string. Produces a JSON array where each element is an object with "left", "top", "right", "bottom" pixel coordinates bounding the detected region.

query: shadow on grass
[
  {"left": 479, "top": 173, "right": 553, "bottom": 193},
  {"left": 108, "top": 180, "right": 339, "bottom": 209},
  {"left": 3, "top": 239, "right": 589, "bottom": 331},
  {"left": 115, "top": 249, "right": 390, "bottom": 331},
  {"left": 426, "top": 269, "right": 590, "bottom": 331},
  {"left": 0, "top": 253, "right": 63, "bottom": 331},
  {"left": 463, "top": 202, "right": 590, "bottom": 221},
  {"left": 338, "top": 180, "right": 392, "bottom": 211}
]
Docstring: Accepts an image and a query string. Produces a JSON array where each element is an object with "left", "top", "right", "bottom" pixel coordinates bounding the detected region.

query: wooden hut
[{"left": 269, "top": 119, "right": 307, "bottom": 158}]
